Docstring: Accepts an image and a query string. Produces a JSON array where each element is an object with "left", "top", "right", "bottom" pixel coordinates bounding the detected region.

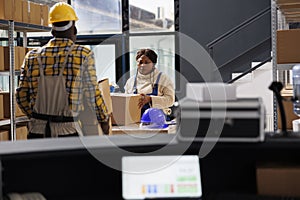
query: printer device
[{"left": 178, "top": 97, "right": 265, "bottom": 142}]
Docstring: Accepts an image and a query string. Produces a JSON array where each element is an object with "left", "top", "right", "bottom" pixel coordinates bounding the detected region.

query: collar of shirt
[{"left": 46, "top": 37, "right": 74, "bottom": 47}]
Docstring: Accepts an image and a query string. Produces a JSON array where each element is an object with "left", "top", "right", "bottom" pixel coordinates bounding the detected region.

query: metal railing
[
  {"left": 215, "top": 37, "right": 271, "bottom": 71},
  {"left": 227, "top": 56, "right": 272, "bottom": 84},
  {"left": 207, "top": 6, "right": 271, "bottom": 59}
]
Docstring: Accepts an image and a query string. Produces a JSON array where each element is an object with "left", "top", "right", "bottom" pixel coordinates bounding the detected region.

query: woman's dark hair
[{"left": 136, "top": 49, "right": 158, "bottom": 64}]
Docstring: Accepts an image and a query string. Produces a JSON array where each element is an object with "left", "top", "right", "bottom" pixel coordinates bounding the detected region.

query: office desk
[
  {"left": 111, "top": 123, "right": 176, "bottom": 134},
  {"left": 1, "top": 133, "right": 300, "bottom": 200}
]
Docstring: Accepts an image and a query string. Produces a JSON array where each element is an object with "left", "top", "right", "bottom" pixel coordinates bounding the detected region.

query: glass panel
[
  {"left": 0, "top": 31, "right": 18, "bottom": 46},
  {"left": 0, "top": 30, "right": 7, "bottom": 37},
  {"left": 129, "top": 0, "right": 174, "bottom": 33},
  {"left": 71, "top": 0, "right": 122, "bottom": 34},
  {"left": 0, "top": 30, "right": 8, "bottom": 46},
  {"left": 29, "top": 0, "right": 67, "bottom": 6},
  {"left": 129, "top": 35, "right": 175, "bottom": 88},
  {"left": 0, "top": 76, "right": 18, "bottom": 92},
  {"left": 89, "top": 44, "right": 116, "bottom": 84}
]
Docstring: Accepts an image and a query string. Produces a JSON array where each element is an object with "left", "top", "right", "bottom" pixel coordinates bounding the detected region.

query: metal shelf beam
[{"left": 0, "top": 20, "right": 51, "bottom": 32}]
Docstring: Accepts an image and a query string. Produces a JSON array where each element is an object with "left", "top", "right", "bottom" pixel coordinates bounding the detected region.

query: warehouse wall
[{"left": 178, "top": 0, "right": 271, "bottom": 98}]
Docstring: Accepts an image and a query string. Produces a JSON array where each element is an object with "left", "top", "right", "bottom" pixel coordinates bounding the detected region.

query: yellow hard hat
[{"left": 49, "top": 2, "right": 79, "bottom": 24}]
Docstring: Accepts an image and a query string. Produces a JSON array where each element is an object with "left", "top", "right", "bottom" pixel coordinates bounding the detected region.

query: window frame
[{"left": 28, "top": 0, "right": 179, "bottom": 91}]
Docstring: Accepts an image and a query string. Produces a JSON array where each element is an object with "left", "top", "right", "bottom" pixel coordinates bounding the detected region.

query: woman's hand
[{"left": 138, "top": 94, "right": 152, "bottom": 108}]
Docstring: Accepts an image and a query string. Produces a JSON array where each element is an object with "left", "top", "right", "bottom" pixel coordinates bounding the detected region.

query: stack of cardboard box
[
  {"left": 0, "top": 0, "right": 49, "bottom": 26},
  {"left": 277, "top": 29, "right": 300, "bottom": 129}
]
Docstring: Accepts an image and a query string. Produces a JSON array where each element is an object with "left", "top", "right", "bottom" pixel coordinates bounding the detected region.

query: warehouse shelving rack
[
  {"left": 0, "top": 19, "right": 50, "bottom": 141},
  {"left": 271, "top": 0, "right": 300, "bottom": 131}
]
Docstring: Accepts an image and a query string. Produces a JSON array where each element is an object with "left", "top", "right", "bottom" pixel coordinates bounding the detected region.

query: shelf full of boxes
[
  {"left": 0, "top": 0, "right": 51, "bottom": 141},
  {"left": 271, "top": 0, "right": 300, "bottom": 131}
]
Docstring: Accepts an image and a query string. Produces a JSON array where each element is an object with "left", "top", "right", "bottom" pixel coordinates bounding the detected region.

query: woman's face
[{"left": 137, "top": 55, "right": 154, "bottom": 75}]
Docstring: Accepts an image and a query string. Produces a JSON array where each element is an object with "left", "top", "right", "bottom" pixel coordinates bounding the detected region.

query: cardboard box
[
  {"left": 257, "top": 164, "right": 300, "bottom": 197},
  {"left": 22, "top": 0, "right": 29, "bottom": 23},
  {"left": 0, "top": 130, "right": 9, "bottom": 141},
  {"left": 14, "top": 0, "right": 23, "bottom": 22},
  {"left": 15, "top": 47, "right": 20, "bottom": 71},
  {"left": 111, "top": 93, "right": 141, "bottom": 125},
  {"left": 277, "top": 0, "right": 300, "bottom": 4},
  {"left": 98, "top": 78, "right": 113, "bottom": 114},
  {"left": 40, "top": 4, "right": 49, "bottom": 26},
  {"left": 17, "top": 47, "right": 26, "bottom": 70},
  {"left": 0, "top": 126, "right": 27, "bottom": 140},
  {"left": 277, "top": 29, "right": 300, "bottom": 64},
  {"left": 0, "top": 46, "right": 25, "bottom": 71},
  {"left": 98, "top": 78, "right": 113, "bottom": 135},
  {"left": 3, "top": 46, "right": 19, "bottom": 71},
  {"left": 16, "top": 126, "right": 28, "bottom": 140},
  {"left": 0, "top": 0, "right": 14, "bottom": 20},
  {"left": 2, "top": 46, "right": 26, "bottom": 71},
  {"left": 3, "top": 46, "right": 10, "bottom": 70},
  {"left": 0, "top": 92, "right": 26, "bottom": 118},
  {"left": 29, "top": 2, "right": 41, "bottom": 25}
]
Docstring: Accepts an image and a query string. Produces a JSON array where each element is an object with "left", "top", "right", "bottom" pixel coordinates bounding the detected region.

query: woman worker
[{"left": 124, "top": 49, "right": 175, "bottom": 119}]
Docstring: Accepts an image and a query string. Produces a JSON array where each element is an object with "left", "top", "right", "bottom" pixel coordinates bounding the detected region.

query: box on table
[
  {"left": 257, "top": 164, "right": 300, "bottom": 197},
  {"left": 111, "top": 93, "right": 141, "bottom": 125},
  {"left": 98, "top": 78, "right": 113, "bottom": 135},
  {"left": 277, "top": 29, "right": 300, "bottom": 64},
  {"left": 0, "top": 0, "right": 14, "bottom": 20}
]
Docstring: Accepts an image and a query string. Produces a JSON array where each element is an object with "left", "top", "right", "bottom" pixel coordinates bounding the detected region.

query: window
[
  {"left": 91, "top": 44, "right": 116, "bottom": 83},
  {"left": 127, "top": 0, "right": 176, "bottom": 89},
  {"left": 129, "top": 0, "right": 174, "bottom": 33},
  {"left": 71, "top": 0, "right": 122, "bottom": 34},
  {"left": 129, "top": 35, "right": 175, "bottom": 87}
]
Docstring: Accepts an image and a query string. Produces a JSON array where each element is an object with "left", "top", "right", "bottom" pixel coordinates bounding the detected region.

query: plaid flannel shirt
[{"left": 16, "top": 38, "right": 109, "bottom": 122}]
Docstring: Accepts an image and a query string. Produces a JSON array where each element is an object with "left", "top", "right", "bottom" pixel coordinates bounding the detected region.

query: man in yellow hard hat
[{"left": 16, "top": 2, "right": 110, "bottom": 138}]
